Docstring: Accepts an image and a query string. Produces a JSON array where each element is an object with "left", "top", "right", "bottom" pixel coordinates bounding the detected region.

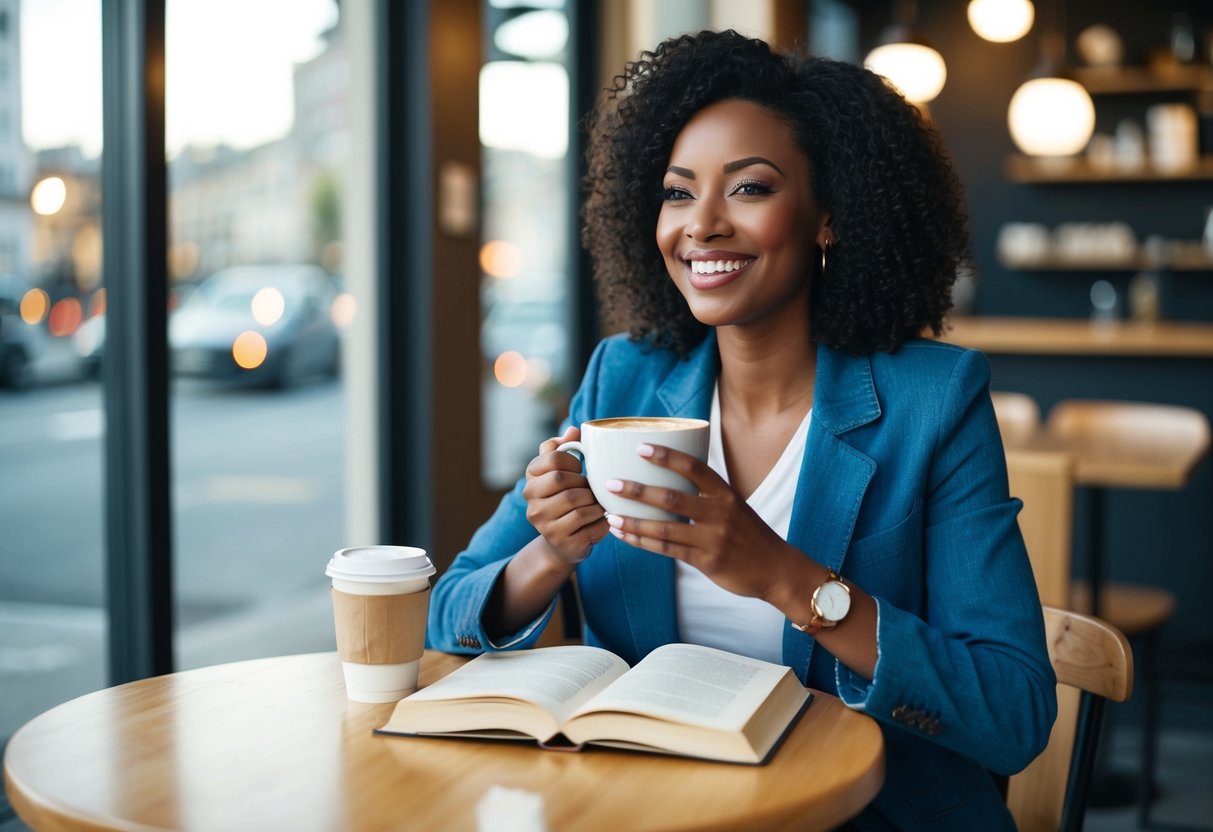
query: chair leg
[
  {"left": 1063, "top": 692, "right": 1106, "bottom": 832},
  {"left": 1139, "top": 630, "right": 1160, "bottom": 829}
]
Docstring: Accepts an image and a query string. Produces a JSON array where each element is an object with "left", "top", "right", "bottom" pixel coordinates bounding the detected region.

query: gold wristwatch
[{"left": 792, "top": 568, "right": 851, "bottom": 634}]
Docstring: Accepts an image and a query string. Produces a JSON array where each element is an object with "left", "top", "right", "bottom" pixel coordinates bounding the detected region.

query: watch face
[{"left": 816, "top": 581, "right": 851, "bottom": 622}]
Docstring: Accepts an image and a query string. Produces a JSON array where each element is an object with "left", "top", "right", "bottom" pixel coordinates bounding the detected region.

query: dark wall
[
  {"left": 853, "top": 2, "right": 1213, "bottom": 654},
  {"left": 906, "top": 0, "right": 1213, "bottom": 320}
]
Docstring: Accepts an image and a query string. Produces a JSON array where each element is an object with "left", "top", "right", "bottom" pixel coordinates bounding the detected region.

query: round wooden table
[{"left": 4, "top": 651, "right": 884, "bottom": 831}]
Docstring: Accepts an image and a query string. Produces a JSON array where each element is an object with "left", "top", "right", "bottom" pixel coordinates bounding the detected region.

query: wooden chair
[
  {"left": 1046, "top": 399, "right": 1208, "bottom": 824},
  {"left": 1008, "top": 607, "right": 1134, "bottom": 832},
  {"left": 991, "top": 390, "right": 1042, "bottom": 446},
  {"left": 1005, "top": 447, "right": 1075, "bottom": 609}
]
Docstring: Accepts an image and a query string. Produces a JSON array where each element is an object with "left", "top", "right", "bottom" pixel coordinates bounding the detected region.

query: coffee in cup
[
  {"left": 326, "top": 545, "right": 436, "bottom": 703},
  {"left": 558, "top": 416, "right": 709, "bottom": 522}
]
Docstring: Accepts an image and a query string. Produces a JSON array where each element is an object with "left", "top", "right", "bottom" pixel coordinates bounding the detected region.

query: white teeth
[{"left": 690, "top": 259, "right": 751, "bottom": 275}]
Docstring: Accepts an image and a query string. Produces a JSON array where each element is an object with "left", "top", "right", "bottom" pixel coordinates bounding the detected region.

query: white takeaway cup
[
  {"left": 557, "top": 416, "right": 709, "bottom": 522},
  {"left": 325, "top": 545, "right": 436, "bottom": 703}
]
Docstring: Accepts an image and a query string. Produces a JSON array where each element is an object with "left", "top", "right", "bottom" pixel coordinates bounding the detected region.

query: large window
[
  {"left": 479, "top": 1, "right": 575, "bottom": 488},
  {"left": 0, "top": 0, "right": 106, "bottom": 748},
  {"left": 165, "top": 0, "right": 348, "bottom": 669}
]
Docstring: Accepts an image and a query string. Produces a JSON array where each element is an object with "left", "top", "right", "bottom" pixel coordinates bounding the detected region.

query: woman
[{"left": 430, "top": 30, "right": 1055, "bottom": 830}]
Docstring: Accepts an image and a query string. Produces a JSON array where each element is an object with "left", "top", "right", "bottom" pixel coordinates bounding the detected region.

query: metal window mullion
[
  {"left": 376, "top": 0, "right": 433, "bottom": 550},
  {"left": 101, "top": 0, "right": 174, "bottom": 684},
  {"left": 568, "top": 0, "right": 600, "bottom": 373}
]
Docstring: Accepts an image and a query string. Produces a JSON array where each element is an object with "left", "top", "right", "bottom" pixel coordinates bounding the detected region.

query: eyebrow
[
  {"left": 665, "top": 156, "right": 786, "bottom": 180},
  {"left": 724, "top": 156, "right": 785, "bottom": 175}
]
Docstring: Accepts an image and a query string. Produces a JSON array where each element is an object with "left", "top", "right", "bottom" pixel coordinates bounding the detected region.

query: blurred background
[{"left": 1, "top": 1, "right": 1211, "bottom": 829}]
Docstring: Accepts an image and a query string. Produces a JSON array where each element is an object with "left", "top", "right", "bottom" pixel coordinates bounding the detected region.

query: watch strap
[{"left": 791, "top": 567, "right": 844, "bottom": 635}]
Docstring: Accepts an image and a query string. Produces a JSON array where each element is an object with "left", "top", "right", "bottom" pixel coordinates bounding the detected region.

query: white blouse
[{"left": 674, "top": 384, "right": 812, "bottom": 664}]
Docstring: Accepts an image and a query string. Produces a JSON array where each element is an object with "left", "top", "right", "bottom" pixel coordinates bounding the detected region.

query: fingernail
[
  {"left": 605, "top": 479, "right": 624, "bottom": 493},
  {"left": 606, "top": 514, "right": 623, "bottom": 528},
  {"left": 609, "top": 527, "right": 624, "bottom": 539},
  {"left": 637, "top": 444, "right": 654, "bottom": 457}
]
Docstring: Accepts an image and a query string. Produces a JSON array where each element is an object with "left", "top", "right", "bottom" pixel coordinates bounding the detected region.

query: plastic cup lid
[{"left": 325, "top": 545, "right": 436, "bottom": 582}]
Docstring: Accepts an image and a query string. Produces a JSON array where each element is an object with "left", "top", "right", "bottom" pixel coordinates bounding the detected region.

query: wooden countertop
[{"left": 939, "top": 317, "right": 1213, "bottom": 357}]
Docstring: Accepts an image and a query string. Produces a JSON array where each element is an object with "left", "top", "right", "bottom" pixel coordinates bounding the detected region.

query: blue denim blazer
[{"left": 429, "top": 331, "right": 1057, "bottom": 831}]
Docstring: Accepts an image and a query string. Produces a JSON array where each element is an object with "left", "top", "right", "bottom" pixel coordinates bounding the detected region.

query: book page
[
  {"left": 572, "top": 643, "right": 789, "bottom": 731},
  {"left": 404, "top": 646, "right": 629, "bottom": 723}
]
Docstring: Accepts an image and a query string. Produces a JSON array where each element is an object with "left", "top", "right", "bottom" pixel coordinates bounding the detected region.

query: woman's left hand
[{"left": 605, "top": 443, "right": 796, "bottom": 601}]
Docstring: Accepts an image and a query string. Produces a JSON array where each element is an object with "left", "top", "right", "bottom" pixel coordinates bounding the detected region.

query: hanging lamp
[
  {"left": 968, "top": 0, "right": 1035, "bottom": 43},
  {"left": 864, "top": 0, "right": 947, "bottom": 104},
  {"left": 1006, "top": 8, "right": 1095, "bottom": 157}
]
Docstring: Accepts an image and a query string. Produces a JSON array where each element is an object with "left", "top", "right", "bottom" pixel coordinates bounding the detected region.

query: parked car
[
  {"left": 480, "top": 294, "right": 570, "bottom": 383},
  {"left": 0, "top": 275, "right": 42, "bottom": 389},
  {"left": 169, "top": 264, "right": 341, "bottom": 388},
  {"left": 73, "top": 311, "right": 104, "bottom": 378}
]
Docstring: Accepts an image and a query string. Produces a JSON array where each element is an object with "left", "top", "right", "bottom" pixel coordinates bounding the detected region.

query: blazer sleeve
[
  {"left": 426, "top": 339, "right": 607, "bottom": 654},
  {"left": 833, "top": 349, "right": 1058, "bottom": 776}
]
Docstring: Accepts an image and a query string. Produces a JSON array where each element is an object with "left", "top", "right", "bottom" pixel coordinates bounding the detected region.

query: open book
[{"left": 375, "top": 643, "right": 812, "bottom": 765}]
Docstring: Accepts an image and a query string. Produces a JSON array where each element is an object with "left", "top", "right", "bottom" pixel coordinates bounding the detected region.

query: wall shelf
[
  {"left": 1000, "top": 251, "right": 1213, "bottom": 272},
  {"left": 1006, "top": 155, "right": 1213, "bottom": 183},
  {"left": 1072, "top": 65, "right": 1213, "bottom": 95},
  {"left": 940, "top": 316, "right": 1213, "bottom": 357}
]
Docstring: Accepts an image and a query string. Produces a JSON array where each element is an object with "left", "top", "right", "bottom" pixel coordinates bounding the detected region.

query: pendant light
[
  {"left": 967, "top": 0, "right": 1035, "bottom": 44},
  {"left": 1006, "top": 9, "right": 1095, "bottom": 157},
  {"left": 864, "top": 0, "right": 947, "bottom": 104}
]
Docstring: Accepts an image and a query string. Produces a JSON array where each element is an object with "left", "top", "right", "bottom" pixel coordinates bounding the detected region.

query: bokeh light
[
  {"left": 480, "top": 240, "right": 522, "bottom": 279},
  {"left": 251, "top": 287, "right": 285, "bottom": 325},
  {"left": 232, "top": 330, "right": 269, "bottom": 369},
  {"left": 31, "top": 177, "right": 67, "bottom": 216},
  {"left": 20, "top": 288, "right": 50, "bottom": 324},
  {"left": 48, "top": 297, "right": 84, "bottom": 336},
  {"left": 330, "top": 292, "right": 356, "bottom": 329},
  {"left": 493, "top": 350, "right": 527, "bottom": 388}
]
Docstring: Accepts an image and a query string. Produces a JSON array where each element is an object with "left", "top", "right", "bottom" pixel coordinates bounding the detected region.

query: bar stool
[{"left": 1046, "top": 399, "right": 1210, "bottom": 827}]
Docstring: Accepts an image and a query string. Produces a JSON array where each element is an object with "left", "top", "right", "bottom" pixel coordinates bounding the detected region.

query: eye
[
  {"left": 662, "top": 185, "right": 692, "bottom": 202},
  {"left": 731, "top": 179, "right": 774, "bottom": 197}
]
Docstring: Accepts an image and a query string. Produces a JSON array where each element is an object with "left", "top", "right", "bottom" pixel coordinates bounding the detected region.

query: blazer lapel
[
  {"left": 617, "top": 333, "right": 718, "bottom": 656},
  {"left": 782, "top": 346, "right": 880, "bottom": 682}
]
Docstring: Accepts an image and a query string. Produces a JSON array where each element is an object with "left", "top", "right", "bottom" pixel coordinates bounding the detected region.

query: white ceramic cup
[
  {"left": 325, "top": 545, "right": 436, "bottom": 703},
  {"left": 557, "top": 416, "right": 709, "bottom": 522}
]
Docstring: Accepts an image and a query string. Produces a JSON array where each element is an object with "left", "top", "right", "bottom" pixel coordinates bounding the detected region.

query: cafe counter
[{"left": 939, "top": 316, "right": 1213, "bottom": 357}]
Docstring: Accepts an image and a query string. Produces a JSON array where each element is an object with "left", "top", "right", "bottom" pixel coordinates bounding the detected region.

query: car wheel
[{"left": 1, "top": 348, "right": 31, "bottom": 390}]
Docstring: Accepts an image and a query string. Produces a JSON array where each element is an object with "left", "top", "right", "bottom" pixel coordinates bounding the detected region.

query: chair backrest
[
  {"left": 1007, "top": 607, "right": 1134, "bottom": 832},
  {"left": 992, "top": 391, "right": 1042, "bottom": 445},
  {"left": 1005, "top": 449, "right": 1075, "bottom": 608}
]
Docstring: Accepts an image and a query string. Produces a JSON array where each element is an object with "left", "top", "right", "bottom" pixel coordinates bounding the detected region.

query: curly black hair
[{"left": 581, "top": 29, "right": 970, "bottom": 356}]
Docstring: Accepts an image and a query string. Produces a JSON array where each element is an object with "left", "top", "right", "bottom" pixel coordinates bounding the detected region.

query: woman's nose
[{"left": 685, "top": 197, "right": 732, "bottom": 241}]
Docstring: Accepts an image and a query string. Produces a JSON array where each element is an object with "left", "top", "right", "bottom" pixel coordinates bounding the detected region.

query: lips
[{"left": 682, "top": 253, "right": 755, "bottom": 290}]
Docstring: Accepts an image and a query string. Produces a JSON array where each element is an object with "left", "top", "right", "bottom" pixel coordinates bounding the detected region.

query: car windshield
[{"left": 188, "top": 270, "right": 312, "bottom": 312}]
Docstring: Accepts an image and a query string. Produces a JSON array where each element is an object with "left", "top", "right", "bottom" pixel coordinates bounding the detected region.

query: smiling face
[{"left": 656, "top": 98, "right": 830, "bottom": 333}]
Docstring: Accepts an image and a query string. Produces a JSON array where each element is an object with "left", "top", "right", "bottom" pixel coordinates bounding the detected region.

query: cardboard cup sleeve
[{"left": 332, "top": 586, "right": 430, "bottom": 664}]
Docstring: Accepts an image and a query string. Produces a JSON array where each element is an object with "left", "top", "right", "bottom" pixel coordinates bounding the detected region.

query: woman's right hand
[{"left": 522, "top": 425, "right": 609, "bottom": 565}]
